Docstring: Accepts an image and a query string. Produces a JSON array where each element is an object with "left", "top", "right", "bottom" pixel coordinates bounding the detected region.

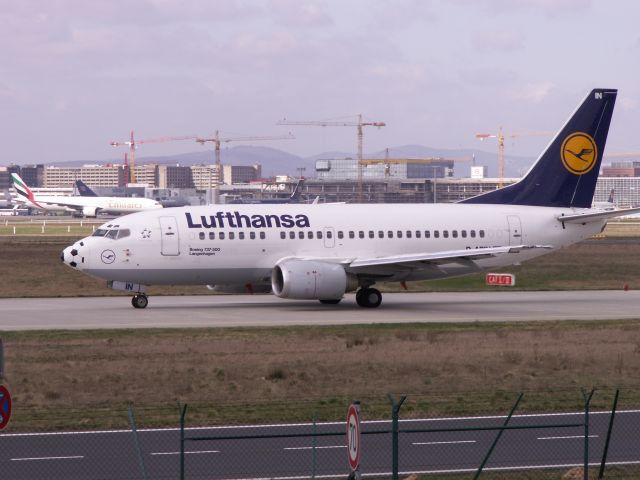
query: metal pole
[
  {"left": 0, "top": 338, "right": 4, "bottom": 381},
  {"left": 128, "top": 405, "right": 148, "bottom": 480},
  {"left": 583, "top": 388, "right": 595, "bottom": 480},
  {"left": 312, "top": 413, "right": 317, "bottom": 479},
  {"left": 474, "top": 392, "right": 523, "bottom": 480},
  {"left": 598, "top": 389, "right": 619, "bottom": 479},
  {"left": 388, "top": 394, "right": 406, "bottom": 480},
  {"left": 180, "top": 403, "right": 188, "bottom": 480}
]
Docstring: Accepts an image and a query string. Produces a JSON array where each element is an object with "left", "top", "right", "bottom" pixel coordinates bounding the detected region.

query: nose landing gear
[{"left": 131, "top": 294, "right": 149, "bottom": 309}]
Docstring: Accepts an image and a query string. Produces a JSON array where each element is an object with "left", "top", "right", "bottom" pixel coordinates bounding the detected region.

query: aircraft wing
[
  {"left": 558, "top": 207, "right": 640, "bottom": 224},
  {"left": 344, "top": 245, "right": 551, "bottom": 273}
]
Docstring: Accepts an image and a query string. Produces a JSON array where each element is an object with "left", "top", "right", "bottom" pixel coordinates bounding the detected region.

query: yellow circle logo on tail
[{"left": 561, "top": 132, "right": 598, "bottom": 175}]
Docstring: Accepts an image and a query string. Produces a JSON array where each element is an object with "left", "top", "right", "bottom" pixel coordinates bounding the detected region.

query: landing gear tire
[
  {"left": 356, "top": 288, "right": 382, "bottom": 308},
  {"left": 319, "top": 298, "right": 342, "bottom": 305},
  {"left": 131, "top": 294, "right": 148, "bottom": 309}
]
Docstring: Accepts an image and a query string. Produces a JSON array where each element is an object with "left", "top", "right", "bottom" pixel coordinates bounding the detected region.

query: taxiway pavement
[{"left": 1, "top": 290, "right": 639, "bottom": 330}]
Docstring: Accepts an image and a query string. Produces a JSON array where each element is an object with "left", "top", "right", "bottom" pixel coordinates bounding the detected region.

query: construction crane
[
  {"left": 195, "top": 131, "right": 295, "bottom": 204},
  {"left": 475, "top": 127, "right": 552, "bottom": 187},
  {"left": 278, "top": 114, "right": 386, "bottom": 202},
  {"left": 110, "top": 131, "right": 197, "bottom": 183}
]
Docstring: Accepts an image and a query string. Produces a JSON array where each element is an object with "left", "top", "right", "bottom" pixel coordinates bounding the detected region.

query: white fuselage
[{"left": 62, "top": 203, "right": 604, "bottom": 286}]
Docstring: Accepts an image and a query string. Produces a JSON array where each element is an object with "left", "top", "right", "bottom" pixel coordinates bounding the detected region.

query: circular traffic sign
[
  {"left": 347, "top": 404, "right": 361, "bottom": 470},
  {"left": 0, "top": 385, "right": 12, "bottom": 430}
]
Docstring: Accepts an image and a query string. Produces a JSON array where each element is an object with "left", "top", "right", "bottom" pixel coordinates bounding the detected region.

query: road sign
[
  {"left": 486, "top": 273, "right": 516, "bottom": 286},
  {"left": 0, "top": 384, "right": 12, "bottom": 430},
  {"left": 347, "top": 403, "right": 361, "bottom": 471}
]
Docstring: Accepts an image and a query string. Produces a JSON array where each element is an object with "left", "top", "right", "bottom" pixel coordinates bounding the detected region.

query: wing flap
[{"left": 347, "top": 245, "right": 551, "bottom": 271}]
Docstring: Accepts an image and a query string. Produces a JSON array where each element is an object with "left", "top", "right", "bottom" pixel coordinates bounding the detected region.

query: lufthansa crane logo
[
  {"left": 561, "top": 132, "right": 598, "bottom": 175},
  {"left": 101, "top": 249, "right": 116, "bottom": 264}
]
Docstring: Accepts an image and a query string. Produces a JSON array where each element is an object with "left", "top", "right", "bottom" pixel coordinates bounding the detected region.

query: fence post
[
  {"left": 598, "top": 389, "right": 619, "bottom": 479},
  {"left": 128, "top": 405, "right": 148, "bottom": 480},
  {"left": 474, "top": 392, "right": 523, "bottom": 480},
  {"left": 311, "top": 413, "right": 318, "bottom": 478},
  {"left": 388, "top": 394, "right": 406, "bottom": 480},
  {"left": 0, "top": 338, "right": 4, "bottom": 381},
  {"left": 180, "top": 403, "right": 188, "bottom": 480},
  {"left": 582, "top": 388, "right": 595, "bottom": 480}
]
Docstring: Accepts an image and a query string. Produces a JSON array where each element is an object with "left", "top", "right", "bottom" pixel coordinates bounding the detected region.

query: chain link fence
[{"left": 0, "top": 389, "right": 639, "bottom": 479}]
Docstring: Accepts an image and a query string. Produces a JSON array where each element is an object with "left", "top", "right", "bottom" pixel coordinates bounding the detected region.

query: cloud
[
  {"left": 509, "top": 82, "right": 556, "bottom": 103},
  {"left": 471, "top": 31, "right": 525, "bottom": 53},
  {"left": 269, "top": 0, "right": 333, "bottom": 27}
]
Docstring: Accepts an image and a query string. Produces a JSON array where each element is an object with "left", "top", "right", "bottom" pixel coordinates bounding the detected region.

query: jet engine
[
  {"left": 271, "top": 259, "right": 358, "bottom": 300},
  {"left": 82, "top": 205, "right": 99, "bottom": 217}
]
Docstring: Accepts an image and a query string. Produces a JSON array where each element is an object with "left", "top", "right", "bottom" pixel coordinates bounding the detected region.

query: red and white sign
[
  {"left": 0, "top": 385, "right": 12, "bottom": 430},
  {"left": 347, "top": 404, "right": 361, "bottom": 471},
  {"left": 486, "top": 273, "right": 516, "bottom": 286}
]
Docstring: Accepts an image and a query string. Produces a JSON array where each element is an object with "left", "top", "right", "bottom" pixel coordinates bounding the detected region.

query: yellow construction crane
[
  {"left": 195, "top": 131, "right": 294, "bottom": 204},
  {"left": 110, "top": 131, "right": 197, "bottom": 183},
  {"left": 278, "top": 114, "right": 385, "bottom": 202},
  {"left": 475, "top": 128, "right": 552, "bottom": 187}
]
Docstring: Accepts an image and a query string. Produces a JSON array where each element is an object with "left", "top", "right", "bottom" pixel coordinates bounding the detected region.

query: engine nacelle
[
  {"left": 82, "top": 205, "right": 99, "bottom": 217},
  {"left": 271, "top": 259, "right": 357, "bottom": 300}
]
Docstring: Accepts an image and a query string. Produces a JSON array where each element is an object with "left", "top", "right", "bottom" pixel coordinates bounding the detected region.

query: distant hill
[{"left": 43, "top": 144, "right": 536, "bottom": 179}]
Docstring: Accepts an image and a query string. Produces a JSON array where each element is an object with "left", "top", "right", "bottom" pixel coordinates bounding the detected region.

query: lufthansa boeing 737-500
[{"left": 62, "top": 89, "right": 640, "bottom": 308}]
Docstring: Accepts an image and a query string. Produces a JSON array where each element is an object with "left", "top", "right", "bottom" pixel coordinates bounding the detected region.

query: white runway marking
[
  {"left": 11, "top": 455, "right": 84, "bottom": 461},
  {"left": 412, "top": 440, "right": 477, "bottom": 445},
  {"left": 151, "top": 450, "right": 220, "bottom": 455},
  {"left": 284, "top": 445, "right": 345, "bottom": 451}
]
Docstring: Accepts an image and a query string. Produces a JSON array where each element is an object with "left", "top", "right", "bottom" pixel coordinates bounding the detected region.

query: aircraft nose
[{"left": 62, "top": 242, "right": 87, "bottom": 269}]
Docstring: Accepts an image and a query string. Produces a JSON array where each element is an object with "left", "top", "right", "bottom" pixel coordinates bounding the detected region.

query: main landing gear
[
  {"left": 131, "top": 294, "right": 149, "bottom": 309},
  {"left": 356, "top": 287, "right": 382, "bottom": 308}
]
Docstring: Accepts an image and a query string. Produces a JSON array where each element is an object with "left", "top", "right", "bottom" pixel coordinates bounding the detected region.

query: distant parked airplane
[{"left": 12, "top": 174, "right": 163, "bottom": 217}]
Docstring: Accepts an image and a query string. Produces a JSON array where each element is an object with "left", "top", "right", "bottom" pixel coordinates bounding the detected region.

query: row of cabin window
[
  {"left": 196, "top": 229, "right": 486, "bottom": 241},
  {"left": 197, "top": 231, "right": 266, "bottom": 240}
]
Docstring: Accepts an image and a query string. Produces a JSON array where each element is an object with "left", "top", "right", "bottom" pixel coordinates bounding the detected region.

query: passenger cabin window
[
  {"left": 326, "top": 231, "right": 333, "bottom": 239},
  {"left": 349, "top": 231, "right": 355, "bottom": 239},
  {"left": 479, "top": 230, "right": 485, "bottom": 238},
  {"left": 416, "top": 231, "right": 421, "bottom": 238},
  {"left": 280, "top": 232, "right": 286, "bottom": 239},
  {"left": 369, "top": 231, "right": 374, "bottom": 239},
  {"left": 317, "top": 231, "right": 323, "bottom": 239},
  {"left": 239, "top": 232, "right": 245, "bottom": 240},
  {"left": 434, "top": 231, "right": 439, "bottom": 238},
  {"left": 308, "top": 231, "right": 314, "bottom": 239},
  {"left": 443, "top": 231, "right": 449, "bottom": 238},
  {"left": 452, "top": 231, "right": 458, "bottom": 238},
  {"left": 397, "top": 231, "right": 403, "bottom": 238},
  {"left": 259, "top": 232, "right": 266, "bottom": 239},
  {"left": 199, "top": 232, "right": 205, "bottom": 240},
  {"left": 338, "top": 231, "right": 344, "bottom": 239},
  {"left": 219, "top": 232, "right": 225, "bottom": 240},
  {"left": 289, "top": 231, "right": 295, "bottom": 239},
  {"left": 470, "top": 230, "right": 476, "bottom": 238},
  {"left": 388, "top": 231, "right": 393, "bottom": 238},
  {"left": 462, "top": 230, "right": 467, "bottom": 238},
  {"left": 359, "top": 231, "right": 364, "bottom": 239},
  {"left": 425, "top": 230, "right": 430, "bottom": 238},
  {"left": 229, "top": 232, "right": 235, "bottom": 240},
  {"left": 250, "top": 232, "right": 256, "bottom": 240},
  {"left": 298, "top": 232, "right": 304, "bottom": 239},
  {"left": 406, "top": 231, "right": 412, "bottom": 238},
  {"left": 209, "top": 232, "right": 215, "bottom": 240},
  {"left": 378, "top": 230, "right": 384, "bottom": 238}
]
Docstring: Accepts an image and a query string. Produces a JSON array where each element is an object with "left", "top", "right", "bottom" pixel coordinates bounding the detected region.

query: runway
[{"left": 1, "top": 290, "right": 640, "bottom": 330}]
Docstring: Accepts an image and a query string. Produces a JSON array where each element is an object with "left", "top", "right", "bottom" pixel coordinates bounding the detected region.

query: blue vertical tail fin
[
  {"left": 76, "top": 180, "right": 98, "bottom": 197},
  {"left": 462, "top": 89, "right": 617, "bottom": 208}
]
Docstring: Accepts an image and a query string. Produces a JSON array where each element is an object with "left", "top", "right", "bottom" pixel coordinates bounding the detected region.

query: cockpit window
[{"left": 92, "top": 227, "right": 130, "bottom": 240}]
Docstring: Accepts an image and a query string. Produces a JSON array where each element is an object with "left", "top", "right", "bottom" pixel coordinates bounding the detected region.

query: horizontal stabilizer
[{"left": 558, "top": 207, "right": 640, "bottom": 224}]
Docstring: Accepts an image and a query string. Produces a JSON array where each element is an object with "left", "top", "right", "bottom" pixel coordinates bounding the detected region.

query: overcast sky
[{"left": 2, "top": 0, "right": 639, "bottom": 165}]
